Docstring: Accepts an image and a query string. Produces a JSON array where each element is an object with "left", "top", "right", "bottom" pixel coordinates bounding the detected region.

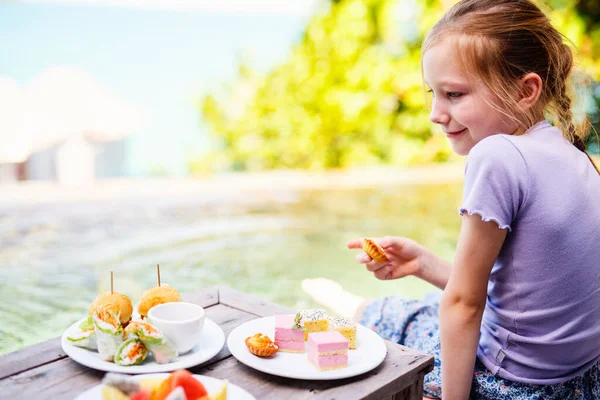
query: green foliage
[
  {"left": 549, "top": 0, "right": 600, "bottom": 149},
  {"left": 197, "top": 0, "right": 600, "bottom": 172},
  {"left": 292, "top": 312, "right": 306, "bottom": 331}
]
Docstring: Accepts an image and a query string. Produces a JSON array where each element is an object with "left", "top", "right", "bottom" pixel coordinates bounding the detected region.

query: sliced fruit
[
  {"left": 130, "top": 389, "right": 151, "bottom": 400},
  {"left": 211, "top": 380, "right": 228, "bottom": 400},
  {"left": 102, "top": 386, "right": 129, "bottom": 400},
  {"left": 150, "top": 374, "right": 173, "bottom": 400},
  {"left": 139, "top": 378, "right": 166, "bottom": 392},
  {"left": 151, "top": 370, "right": 208, "bottom": 400},
  {"left": 171, "top": 370, "right": 208, "bottom": 400}
]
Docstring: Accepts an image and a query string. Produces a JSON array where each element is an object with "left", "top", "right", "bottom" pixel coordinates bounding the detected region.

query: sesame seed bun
[
  {"left": 88, "top": 291, "right": 133, "bottom": 324},
  {"left": 137, "top": 284, "right": 182, "bottom": 317}
]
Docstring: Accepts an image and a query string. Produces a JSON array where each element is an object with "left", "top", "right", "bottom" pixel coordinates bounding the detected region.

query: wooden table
[{"left": 0, "top": 286, "right": 434, "bottom": 400}]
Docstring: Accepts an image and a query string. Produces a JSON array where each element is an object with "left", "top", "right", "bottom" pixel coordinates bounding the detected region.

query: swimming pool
[{"left": 0, "top": 181, "right": 462, "bottom": 355}]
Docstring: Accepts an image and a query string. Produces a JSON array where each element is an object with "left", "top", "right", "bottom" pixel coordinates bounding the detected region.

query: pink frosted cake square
[
  {"left": 274, "top": 315, "right": 305, "bottom": 353},
  {"left": 307, "top": 331, "right": 348, "bottom": 370}
]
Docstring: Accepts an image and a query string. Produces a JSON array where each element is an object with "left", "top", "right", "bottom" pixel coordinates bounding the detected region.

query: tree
[{"left": 198, "top": 0, "right": 600, "bottom": 172}]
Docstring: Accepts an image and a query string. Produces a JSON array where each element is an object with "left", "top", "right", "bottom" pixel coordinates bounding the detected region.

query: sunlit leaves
[{"left": 197, "top": 0, "right": 600, "bottom": 172}]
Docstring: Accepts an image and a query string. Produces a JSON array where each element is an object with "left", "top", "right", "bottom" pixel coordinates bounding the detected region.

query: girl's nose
[{"left": 429, "top": 99, "right": 450, "bottom": 125}]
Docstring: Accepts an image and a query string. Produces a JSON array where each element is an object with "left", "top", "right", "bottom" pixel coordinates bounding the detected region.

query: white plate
[
  {"left": 227, "top": 316, "right": 387, "bottom": 380},
  {"left": 62, "top": 318, "right": 225, "bottom": 373},
  {"left": 73, "top": 373, "right": 256, "bottom": 400}
]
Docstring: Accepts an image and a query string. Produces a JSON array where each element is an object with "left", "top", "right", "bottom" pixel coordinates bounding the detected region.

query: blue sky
[{"left": 0, "top": 1, "right": 316, "bottom": 176}]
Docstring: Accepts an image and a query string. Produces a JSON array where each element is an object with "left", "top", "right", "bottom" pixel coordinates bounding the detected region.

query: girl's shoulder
[
  {"left": 468, "top": 122, "right": 568, "bottom": 172},
  {"left": 467, "top": 134, "right": 526, "bottom": 171}
]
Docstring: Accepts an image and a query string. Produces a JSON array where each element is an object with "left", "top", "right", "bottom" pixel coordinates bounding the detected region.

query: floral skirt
[{"left": 359, "top": 293, "right": 600, "bottom": 400}]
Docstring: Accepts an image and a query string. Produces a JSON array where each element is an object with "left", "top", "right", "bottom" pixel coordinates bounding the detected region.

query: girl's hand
[{"left": 347, "top": 236, "right": 425, "bottom": 280}]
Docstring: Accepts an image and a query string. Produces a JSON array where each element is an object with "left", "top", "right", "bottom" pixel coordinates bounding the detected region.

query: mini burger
[
  {"left": 88, "top": 291, "right": 134, "bottom": 326},
  {"left": 137, "top": 284, "right": 182, "bottom": 318}
]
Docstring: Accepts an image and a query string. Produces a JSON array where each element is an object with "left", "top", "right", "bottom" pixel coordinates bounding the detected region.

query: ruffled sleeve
[{"left": 459, "top": 135, "right": 529, "bottom": 231}]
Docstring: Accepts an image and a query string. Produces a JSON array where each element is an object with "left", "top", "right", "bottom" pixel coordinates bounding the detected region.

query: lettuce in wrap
[
  {"left": 114, "top": 338, "right": 148, "bottom": 366},
  {"left": 125, "top": 321, "right": 178, "bottom": 364},
  {"left": 67, "top": 317, "right": 97, "bottom": 350},
  {"left": 93, "top": 308, "right": 124, "bottom": 362}
]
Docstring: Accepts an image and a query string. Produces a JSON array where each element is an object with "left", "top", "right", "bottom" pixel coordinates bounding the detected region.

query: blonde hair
[{"left": 422, "top": 0, "right": 598, "bottom": 172}]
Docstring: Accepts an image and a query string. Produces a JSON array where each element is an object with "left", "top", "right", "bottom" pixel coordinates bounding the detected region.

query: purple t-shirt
[{"left": 459, "top": 120, "right": 600, "bottom": 384}]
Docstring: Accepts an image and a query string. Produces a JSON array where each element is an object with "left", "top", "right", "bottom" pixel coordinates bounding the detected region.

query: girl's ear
[{"left": 518, "top": 72, "right": 543, "bottom": 111}]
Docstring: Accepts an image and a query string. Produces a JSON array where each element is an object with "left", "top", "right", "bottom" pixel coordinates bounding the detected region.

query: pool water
[{"left": 0, "top": 183, "right": 462, "bottom": 355}]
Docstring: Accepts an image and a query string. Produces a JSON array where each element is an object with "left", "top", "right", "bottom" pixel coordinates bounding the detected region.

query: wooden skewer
[
  {"left": 157, "top": 264, "right": 161, "bottom": 287},
  {"left": 111, "top": 271, "right": 114, "bottom": 294}
]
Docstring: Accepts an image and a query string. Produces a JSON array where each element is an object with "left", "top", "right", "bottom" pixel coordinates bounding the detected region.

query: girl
[{"left": 302, "top": 0, "right": 600, "bottom": 398}]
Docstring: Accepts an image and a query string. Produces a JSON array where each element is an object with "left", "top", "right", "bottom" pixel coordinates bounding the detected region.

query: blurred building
[
  {"left": 0, "top": 67, "right": 143, "bottom": 184},
  {"left": 23, "top": 137, "right": 126, "bottom": 182}
]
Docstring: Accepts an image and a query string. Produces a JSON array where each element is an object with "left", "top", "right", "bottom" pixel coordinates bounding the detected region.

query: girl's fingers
[
  {"left": 377, "top": 236, "right": 396, "bottom": 249},
  {"left": 355, "top": 253, "right": 372, "bottom": 264},
  {"left": 365, "top": 260, "right": 387, "bottom": 272},
  {"left": 347, "top": 238, "right": 364, "bottom": 249},
  {"left": 374, "top": 266, "right": 392, "bottom": 280}
]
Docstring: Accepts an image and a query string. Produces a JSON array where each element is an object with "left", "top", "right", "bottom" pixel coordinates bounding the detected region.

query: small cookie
[
  {"left": 363, "top": 238, "right": 390, "bottom": 263},
  {"left": 245, "top": 333, "right": 279, "bottom": 357}
]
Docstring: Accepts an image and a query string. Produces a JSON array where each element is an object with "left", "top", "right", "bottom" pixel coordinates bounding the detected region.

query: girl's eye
[
  {"left": 426, "top": 89, "right": 435, "bottom": 97},
  {"left": 447, "top": 92, "right": 462, "bottom": 99}
]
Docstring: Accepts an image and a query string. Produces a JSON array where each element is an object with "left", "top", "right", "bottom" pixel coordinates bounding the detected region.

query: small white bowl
[{"left": 148, "top": 302, "right": 205, "bottom": 354}]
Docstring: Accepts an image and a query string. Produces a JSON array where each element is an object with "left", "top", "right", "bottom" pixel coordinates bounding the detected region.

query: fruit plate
[{"left": 73, "top": 373, "right": 255, "bottom": 400}]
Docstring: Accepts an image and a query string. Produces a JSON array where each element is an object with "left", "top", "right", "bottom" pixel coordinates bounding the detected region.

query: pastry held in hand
[
  {"left": 245, "top": 333, "right": 280, "bottom": 357},
  {"left": 363, "top": 238, "right": 389, "bottom": 263}
]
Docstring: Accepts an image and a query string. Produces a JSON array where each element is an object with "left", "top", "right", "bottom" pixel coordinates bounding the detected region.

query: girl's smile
[{"left": 444, "top": 128, "right": 467, "bottom": 139}]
